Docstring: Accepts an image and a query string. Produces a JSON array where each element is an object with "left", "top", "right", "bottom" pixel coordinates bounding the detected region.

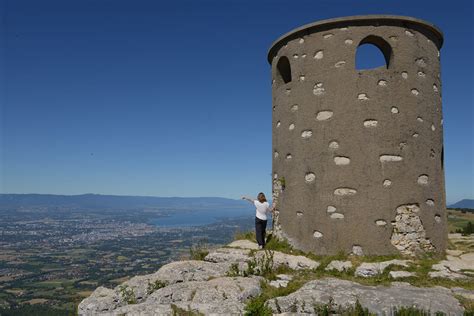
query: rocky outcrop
[
  {"left": 79, "top": 239, "right": 473, "bottom": 315},
  {"left": 266, "top": 278, "right": 464, "bottom": 315}
]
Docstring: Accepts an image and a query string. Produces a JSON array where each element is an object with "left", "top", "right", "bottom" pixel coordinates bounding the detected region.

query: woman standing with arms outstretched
[{"left": 242, "top": 193, "right": 273, "bottom": 249}]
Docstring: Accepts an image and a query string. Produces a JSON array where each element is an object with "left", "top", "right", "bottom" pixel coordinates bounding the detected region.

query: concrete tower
[{"left": 269, "top": 15, "right": 446, "bottom": 256}]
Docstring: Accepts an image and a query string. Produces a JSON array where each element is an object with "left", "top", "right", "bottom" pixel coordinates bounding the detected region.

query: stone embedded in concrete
[
  {"left": 323, "top": 33, "right": 333, "bottom": 39},
  {"left": 327, "top": 205, "right": 336, "bottom": 213},
  {"left": 411, "top": 88, "right": 420, "bottom": 96},
  {"left": 379, "top": 155, "right": 403, "bottom": 162},
  {"left": 313, "top": 231, "right": 323, "bottom": 238},
  {"left": 335, "top": 61, "right": 346, "bottom": 68},
  {"left": 431, "top": 124, "right": 436, "bottom": 131},
  {"left": 416, "top": 58, "right": 427, "bottom": 67},
  {"left": 274, "top": 151, "right": 279, "bottom": 158},
  {"left": 334, "top": 156, "right": 350, "bottom": 165},
  {"left": 301, "top": 130, "right": 313, "bottom": 138},
  {"left": 293, "top": 54, "right": 299, "bottom": 59},
  {"left": 426, "top": 199, "right": 435, "bottom": 206},
  {"left": 289, "top": 123, "right": 295, "bottom": 131},
  {"left": 417, "top": 116, "right": 424, "bottom": 122},
  {"left": 296, "top": 211, "right": 303, "bottom": 217},
  {"left": 433, "top": 84, "right": 439, "bottom": 93},
  {"left": 383, "top": 179, "right": 392, "bottom": 187},
  {"left": 290, "top": 104, "right": 298, "bottom": 112},
  {"left": 344, "top": 39, "right": 353, "bottom": 45},
  {"left": 417, "top": 174, "right": 429, "bottom": 185},
  {"left": 363, "top": 119, "right": 378, "bottom": 128},
  {"left": 334, "top": 188, "right": 357, "bottom": 196},
  {"left": 351, "top": 245, "right": 364, "bottom": 256},
  {"left": 314, "top": 50, "right": 324, "bottom": 59},
  {"left": 358, "top": 93, "right": 369, "bottom": 100},
  {"left": 276, "top": 121, "right": 281, "bottom": 127},
  {"left": 329, "top": 141, "right": 339, "bottom": 149},
  {"left": 299, "top": 38, "right": 305, "bottom": 44},
  {"left": 405, "top": 30, "right": 415, "bottom": 36},
  {"left": 375, "top": 220, "right": 387, "bottom": 226},
  {"left": 270, "top": 16, "right": 446, "bottom": 256},
  {"left": 316, "top": 110, "right": 333, "bottom": 121},
  {"left": 413, "top": 132, "right": 419, "bottom": 137},
  {"left": 330, "top": 213, "right": 345, "bottom": 219},
  {"left": 286, "top": 154, "right": 292, "bottom": 160},
  {"left": 313, "top": 82, "right": 325, "bottom": 95},
  {"left": 435, "top": 215, "right": 441, "bottom": 223},
  {"left": 299, "top": 75, "right": 305, "bottom": 81},
  {"left": 305, "top": 173, "right": 316, "bottom": 183}
]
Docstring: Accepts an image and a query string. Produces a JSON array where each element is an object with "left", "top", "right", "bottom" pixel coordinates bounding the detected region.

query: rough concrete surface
[{"left": 270, "top": 15, "right": 446, "bottom": 256}]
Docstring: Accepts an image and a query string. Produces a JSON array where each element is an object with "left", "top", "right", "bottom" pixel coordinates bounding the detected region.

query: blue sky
[{"left": 0, "top": 0, "right": 472, "bottom": 204}]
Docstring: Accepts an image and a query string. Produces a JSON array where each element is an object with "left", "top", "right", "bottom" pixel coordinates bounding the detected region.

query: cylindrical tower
[{"left": 269, "top": 15, "right": 446, "bottom": 256}]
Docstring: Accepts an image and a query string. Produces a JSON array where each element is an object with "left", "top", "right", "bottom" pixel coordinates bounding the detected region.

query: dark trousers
[{"left": 255, "top": 217, "right": 267, "bottom": 247}]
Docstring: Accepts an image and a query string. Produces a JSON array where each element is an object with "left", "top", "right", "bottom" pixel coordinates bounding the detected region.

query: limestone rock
[
  {"left": 78, "top": 287, "right": 119, "bottom": 315},
  {"left": 429, "top": 252, "right": 474, "bottom": 280},
  {"left": 105, "top": 277, "right": 262, "bottom": 316},
  {"left": 255, "top": 250, "right": 320, "bottom": 270},
  {"left": 204, "top": 247, "right": 251, "bottom": 264},
  {"left": 269, "top": 274, "right": 293, "bottom": 288},
  {"left": 389, "top": 271, "right": 416, "bottom": 279},
  {"left": 446, "top": 249, "right": 463, "bottom": 256},
  {"left": 266, "top": 278, "right": 464, "bottom": 315},
  {"left": 78, "top": 260, "right": 230, "bottom": 315},
  {"left": 227, "top": 239, "right": 259, "bottom": 250},
  {"left": 325, "top": 260, "right": 353, "bottom": 272},
  {"left": 355, "top": 259, "right": 411, "bottom": 277}
]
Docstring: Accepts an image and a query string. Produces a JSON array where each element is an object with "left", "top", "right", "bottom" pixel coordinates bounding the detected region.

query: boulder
[
  {"left": 325, "top": 260, "right": 353, "bottom": 272},
  {"left": 102, "top": 277, "right": 262, "bottom": 316},
  {"left": 266, "top": 277, "right": 464, "bottom": 315},
  {"left": 355, "top": 259, "right": 411, "bottom": 277},
  {"left": 389, "top": 271, "right": 416, "bottom": 279},
  {"left": 255, "top": 250, "right": 320, "bottom": 270}
]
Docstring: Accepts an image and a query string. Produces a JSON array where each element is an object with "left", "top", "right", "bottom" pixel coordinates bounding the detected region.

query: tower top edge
[{"left": 267, "top": 15, "right": 443, "bottom": 64}]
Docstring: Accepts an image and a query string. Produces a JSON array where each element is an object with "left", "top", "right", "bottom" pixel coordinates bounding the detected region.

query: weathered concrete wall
[{"left": 269, "top": 15, "right": 446, "bottom": 256}]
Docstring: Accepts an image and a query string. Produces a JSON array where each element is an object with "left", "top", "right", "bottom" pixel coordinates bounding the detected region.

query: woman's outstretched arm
[{"left": 241, "top": 196, "right": 255, "bottom": 203}]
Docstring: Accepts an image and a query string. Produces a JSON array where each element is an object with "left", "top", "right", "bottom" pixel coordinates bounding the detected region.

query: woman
[{"left": 242, "top": 193, "right": 273, "bottom": 249}]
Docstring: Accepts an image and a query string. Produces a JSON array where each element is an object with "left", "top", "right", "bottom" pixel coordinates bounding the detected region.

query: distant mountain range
[
  {"left": 448, "top": 199, "right": 474, "bottom": 209},
  {"left": 0, "top": 193, "right": 250, "bottom": 211}
]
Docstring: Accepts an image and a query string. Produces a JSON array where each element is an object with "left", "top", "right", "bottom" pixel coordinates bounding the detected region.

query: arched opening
[
  {"left": 276, "top": 56, "right": 292, "bottom": 84},
  {"left": 355, "top": 35, "right": 392, "bottom": 70}
]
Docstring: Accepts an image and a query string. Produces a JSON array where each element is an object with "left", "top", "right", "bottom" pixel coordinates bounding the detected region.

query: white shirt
[{"left": 254, "top": 200, "right": 271, "bottom": 220}]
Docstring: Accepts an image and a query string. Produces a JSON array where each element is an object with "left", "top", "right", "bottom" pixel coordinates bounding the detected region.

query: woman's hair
[{"left": 257, "top": 192, "right": 267, "bottom": 203}]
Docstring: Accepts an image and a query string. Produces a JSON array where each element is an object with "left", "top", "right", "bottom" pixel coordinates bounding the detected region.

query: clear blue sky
[{"left": 1, "top": 0, "right": 472, "bottom": 204}]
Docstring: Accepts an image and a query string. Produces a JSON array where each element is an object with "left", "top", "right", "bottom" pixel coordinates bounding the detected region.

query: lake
[{"left": 149, "top": 207, "right": 272, "bottom": 227}]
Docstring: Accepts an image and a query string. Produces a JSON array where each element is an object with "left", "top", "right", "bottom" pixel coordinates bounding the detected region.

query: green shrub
[
  {"left": 146, "top": 280, "right": 167, "bottom": 295},
  {"left": 244, "top": 295, "right": 273, "bottom": 316},
  {"left": 189, "top": 241, "right": 209, "bottom": 261},
  {"left": 118, "top": 285, "right": 137, "bottom": 304}
]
